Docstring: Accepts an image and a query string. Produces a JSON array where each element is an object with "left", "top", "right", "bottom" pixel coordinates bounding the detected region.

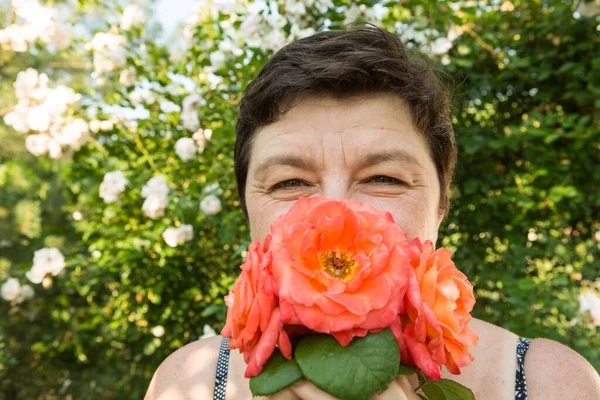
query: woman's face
[{"left": 244, "top": 92, "right": 444, "bottom": 245}]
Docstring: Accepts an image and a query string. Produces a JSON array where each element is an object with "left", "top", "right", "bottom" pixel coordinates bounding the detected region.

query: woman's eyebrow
[
  {"left": 358, "top": 150, "right": 423, "bottom": 170},
  {"left": 253, "top": 149, "right": 422, "bottom": 179},
  {"left": 254, "top": 154, "right": 311, "bottom": 179}
]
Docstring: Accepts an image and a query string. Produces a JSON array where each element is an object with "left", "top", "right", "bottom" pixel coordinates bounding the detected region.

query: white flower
[
  {"left": 527, "top": 229, "right": 538, "bottom": 242},
  {"left": 400, "top": 24, "right": 438, "bottom": 45},
  {"left": 4, "top": 103, "right": 30, "bottom": 133},
  {"left": 446, "top": 24, "right": 464, "bottom": 43},
  {"left": 142, "top": 176, "right": 169, "bottom": 218},
  {"left": 89, "top": 119, "right": 101, "bottom": 133},
  {"left": 25, "top": 133, "right": 50, "bottom": 156},
  {"left": 26, "top": 247, "right": 65, "bottom": 284},
  {"left": 175, "top": 137, "right": 197, "bottom": 161},
  {"left": 0, "top": 25, "right": 31, "bottom": 52},
  {"left": 576, "top": 0, "right": 600, "bottom": 17},
  {"left": 1, "top": 278, "right": 34, "bottom": 303},
  {"left": 120, "top": 4, "right": 145, "bottom": 31},
  {"left": 290, "top": 24, "right": 316, "bottom": 40},
  {"left": 182, "top": 111, "right": 200, "bottom": 132},
  {"left": 182, "top": 94, "right": 203, "bottom": 112},
  {"left": 99, "top": 170, "right": 129, "bottom": 203},
  {"left": 262, "top": 29, "right": 286, "bottom": 53},
  {"left": 371, "top": 3, "right": 388, "bottom": 20},
  {"left": 238, "top": 13, "right": 262, "bottom": 44},
  {"left": 142, "top": 175, "right": 169, "bottom": 199},
  {"left": 181, "top": 94, "right": 203, "bottom": 132},
  {"left": 159, "top": 100, "right": 181, "bottom": 113},
  {"left": 162, "top": 224, "right": 194, "bottom": 247},
  {"left": 1, "top": 278, "right": 21, "bottom": 301},
  {"left": 167, "top": 72, "right": 198, "bottom": 93},
  {"left": 428, "top": 37, "right": 454, "bottom": 56},
  {"left": 151, "top": 325, "right": 165, "bottom": 337},
  {"left": 27, "top": 104, "right": 51, "bottom": 132},
  {"left": 209, "top": 50, "right": 228, "bottom": 70},
  {"left": 178, "top": 224, "right": 194, "bottom": 241},
  {"left": 47, "top": 138, "right": 63, "bottom": 159},
  {"left": 218, "top": 40, "right": 244, "bottom": 57},
  {"left": 26, "top": 266, "right": 46, "bottom": 284},
  {"left": 192, "top": 129, "right": 210, "bottom": 151},
  {"left": 19, "top": 284, "right": 34, "bottom": 301},
  {"left": 15, "top": 68, "right": 48, "bottom": 100},
  {"left": 200, "top": 194, "right": 222, "bottom": 215},
  {"left": 55, "top": 118, "right": 89, "bottom": 149},
  {"left": 99, "top": 120, "right": 113, "bottom": 132},
  {"left": 129, "top": 87, "right": 156, "bottom": 104},
  {"left": 200, "top": 324, "right": 217, "bottom": 339},
  {"left": 162, "top": 227, "right": 180, "bottom": 247},
  {"left": 578, "top": 290, "right": 600, "bottom": 327},
  {"left": 343, "top": 4, "right": 375, "bottom": 26},
  {"left": 285, "top": 0, "right": 307, "bottom": 16},
  {"left": 34, "top": 247, "right": 65, "bottom": 276},
  {"left": 119, "top": 68, "right": 136, "bottom": 87},
  {"left": 142, "top": 195, "right": 168, "bottom": 218},
  {"left": 48, "top": 24, "right": 71, "bottom": 50},
  {"left": 44, "top": 85, "right": 80, "bottom": 116},
  {"left": 90, "top": 31, "right": 127, "bottom": 74},
  {"left": 72, "top": 211, "right": 83, "bottom": 221},
  {"left": 203, "top": 182, "right": 224, "bottom": 195}
]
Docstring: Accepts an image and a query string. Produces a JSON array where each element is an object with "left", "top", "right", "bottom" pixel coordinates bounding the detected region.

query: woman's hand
[{"left": 253, "top": 376, "right": 421, "bottom": 400}]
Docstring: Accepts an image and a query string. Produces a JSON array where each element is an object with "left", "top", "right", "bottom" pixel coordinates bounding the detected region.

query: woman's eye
[
  {"left": 366, "top": 176, "right": 405, "bottom": 185},
  {"left": 270, "top": 179, "right": 306, "bottom": 191}
]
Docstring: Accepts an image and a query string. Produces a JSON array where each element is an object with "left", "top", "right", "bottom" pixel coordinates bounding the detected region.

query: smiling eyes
[{"left": 269, "top": 176, "right": 406, "bottom": 192}]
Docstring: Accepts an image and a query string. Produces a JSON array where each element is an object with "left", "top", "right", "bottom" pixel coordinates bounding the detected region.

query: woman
[{"left": 145, "top": 26, "right": 600, "bottom": 400}]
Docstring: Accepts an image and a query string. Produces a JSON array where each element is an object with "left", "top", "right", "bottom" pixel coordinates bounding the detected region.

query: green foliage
[
  {"left": 0, "top": 0, "right": 599, "bottom": 398},
  {"left": 436, "top": 0, "right": 600, "bottom": 370},
  {"left": 249, "top": 349, "right": 303, "bottom": 396},
  {"left": 294, "top": 329, "right": 399, "bottom": 400},
  {"left": 420, "top": 379, "right": 475, "bottom": 400}
]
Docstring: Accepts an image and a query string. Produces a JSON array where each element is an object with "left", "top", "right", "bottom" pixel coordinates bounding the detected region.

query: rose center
[{"left": 320, "top": 250, "right": 355, "bottom": 279}]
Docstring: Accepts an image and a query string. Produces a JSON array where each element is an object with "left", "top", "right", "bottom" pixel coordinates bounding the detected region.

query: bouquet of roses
[{"left": 222, "top": 196, "right": 479, "bottom": 400}]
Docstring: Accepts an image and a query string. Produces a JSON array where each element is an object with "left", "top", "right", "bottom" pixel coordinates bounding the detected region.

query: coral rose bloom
[
  {"left": 269, "top": 196, "right": 412, "bottom": 346},
  {"left": 221, "top": 235, "right": 292, "bottom": 378},
  {"left": 401, "top": 238, "right": 479, "bottom": 379}
]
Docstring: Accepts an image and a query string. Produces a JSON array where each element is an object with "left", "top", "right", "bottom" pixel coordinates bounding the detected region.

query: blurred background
[{"left": 0, "top": 0, "right": 599, "bottom": 398}]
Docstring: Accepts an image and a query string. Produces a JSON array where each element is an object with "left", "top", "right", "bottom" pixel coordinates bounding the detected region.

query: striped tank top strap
[
  {"left": 515, "top": 337, "right": 532, "bottom": 400},
  {"left": 213, "top": 337, "right": 230, "bottom": 400}
]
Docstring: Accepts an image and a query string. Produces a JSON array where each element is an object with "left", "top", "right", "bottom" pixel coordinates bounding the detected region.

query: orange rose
[
  {"left": 269, "top": 196, "right": 412, "bottom": 346},
  {"left": 221, "top": 235, "right": 292, "bottom": 378},
  {"left": 399, "top": 238, "right": 479, "bottom": 379}
]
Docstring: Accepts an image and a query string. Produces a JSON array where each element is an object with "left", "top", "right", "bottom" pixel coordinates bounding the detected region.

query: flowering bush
[{"left": 0, "top": 0, "right": 599, "bottom": 398}]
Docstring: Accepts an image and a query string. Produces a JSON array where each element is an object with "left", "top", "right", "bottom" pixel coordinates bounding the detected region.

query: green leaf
[
  {"left": 397, "top": 363, "right": 417, "bottom": 376},
  {"left": 295, "top": 328, "right": 399, "bottom": 400},
  {"left": 249, "top": 349, "right": 303, "bottom": 396},
  {"left": 421, "top": 379, "right": 475, "bottom": 400}
]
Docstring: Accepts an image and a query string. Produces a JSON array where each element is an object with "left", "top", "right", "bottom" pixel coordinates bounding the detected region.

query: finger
[
  {"left": 253, "top": 388, "right": 301, "bottom": 400},
  {"left": 396, "top": 376, "right": 423, "bottom": 400},
  {"left": 289, "top": 380, "right": 341, "bottom": 400},
  {"left": 370, "top": 379, "right": 408, "bottom": 400}
]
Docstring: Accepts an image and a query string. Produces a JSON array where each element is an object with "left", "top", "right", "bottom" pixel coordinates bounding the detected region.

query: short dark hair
[{"left": 234, "top": 24, "right": 457, "bottom": 220}]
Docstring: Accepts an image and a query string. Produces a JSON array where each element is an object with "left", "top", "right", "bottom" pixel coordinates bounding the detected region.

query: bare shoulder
[
  {"left": 526, "top": 337, "right": 600, "bottom": 399},
  {"left": 439, "top": 318, "right": 520, "bottom": 399},
  {"left": 144, "top": 335, "right": 222, "bottom": 400}
]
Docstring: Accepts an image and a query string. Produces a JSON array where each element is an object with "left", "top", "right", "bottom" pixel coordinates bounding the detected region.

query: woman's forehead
[{"left": 249, "top": 94, "right": 429, "bottom": 172}]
